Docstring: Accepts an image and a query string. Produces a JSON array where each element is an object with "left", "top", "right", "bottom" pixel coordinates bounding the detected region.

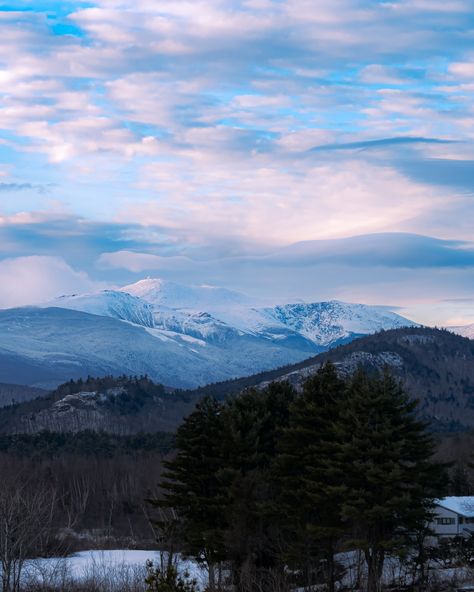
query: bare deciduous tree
[{"left": 0, "top": 472, "right": 56, "bottom": 592}]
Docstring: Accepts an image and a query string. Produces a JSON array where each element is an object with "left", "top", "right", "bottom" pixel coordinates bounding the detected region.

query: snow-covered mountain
[
  {"left": 121, "top": 278, "right": 415, "bottom": 348},
  {"left": 264, "top": 301, "right": 412, "bottom": 346},
  {"left": 0, "top": 278, "right": 417, "bottom": 388},
  {"left": 45, "top": 290, "right": 155, "bottom": 328},
  {"left": 0, "top": 307, "right": 314, "bottom": 389},
  {"left": 121, "top": 278, "right": 256, "bottom": 311},
  {"left": 446, "top": 324, "right": 474, "bottom": 339}
]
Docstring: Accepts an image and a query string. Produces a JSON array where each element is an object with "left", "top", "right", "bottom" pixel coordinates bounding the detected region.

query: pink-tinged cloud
[
  {"left": 0, "top": 256, "right": 105, "bottom": 308},
  {"left": 97, "top": 251, "right": 192, "bottom": 272}
]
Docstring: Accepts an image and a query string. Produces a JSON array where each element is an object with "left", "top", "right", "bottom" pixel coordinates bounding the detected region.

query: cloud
[
  {"left": 260, "top": 233, "right": 474, "bottom": 268},
  {"left": 0, "top": 256, "right": 105, "bottom": 309},
  {"left": 0, "top": 182, "right": 50, "bottom": 194},
  {"left": 97, "top": 250, "right": 192, "bottom": 272},
  {"left": 124, "top": 155, "right": 447, "bottom": 246},
  {"left": 0, "top": 0, "right": 474, "bottom": 323},
  {"left": 309, "top": 136, "right": 455, "bottom": 152}
]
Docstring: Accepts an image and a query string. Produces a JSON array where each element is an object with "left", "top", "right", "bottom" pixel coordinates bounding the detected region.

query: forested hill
[
  {"left": 2, "top": 327, "right": 474, "bottom": 433},
  {"left": 0, "top": 375, "right": 199, "bottom": 435},
  {"left": 190, "top": 327, "right": 474, "bottom": 431},
  {"left": 0, "top": 382, "right": 48, "bottom": 407}
]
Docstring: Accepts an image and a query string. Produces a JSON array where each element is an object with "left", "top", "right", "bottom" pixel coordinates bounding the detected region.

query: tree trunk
[
  {"left": 326, "top": 550, "right": 335, "bottom": 592},
  {"left": 365, "top": 547, "right": 385, "bottom": 592},
  {"left": 208, "top": 562, "right": 216, "bottom": 591}
]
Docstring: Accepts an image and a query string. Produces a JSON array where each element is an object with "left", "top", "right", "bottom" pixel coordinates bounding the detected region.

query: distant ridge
[
  {"left": 0, "top": 278, "right": 415, "bottom": 388},
  {"left": 2, "top": 327, "right": 474, "bottom": 434}
]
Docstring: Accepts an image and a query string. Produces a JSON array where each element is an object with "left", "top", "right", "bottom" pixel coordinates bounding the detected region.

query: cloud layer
[{"left": 0, "top": 1, "right": 474, "bottom": 323}]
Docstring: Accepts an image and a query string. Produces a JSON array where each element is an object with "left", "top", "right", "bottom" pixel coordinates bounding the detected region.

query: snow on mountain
[
  {"left": 0, "top": 307, "right": 315, "bottom": 389},
  {"left": 121, "top": 279, "right": 416, "bottom": 348},
  {"left": 265, "top": 301, "right": 416, "bottom": 346},
  {"left": 151, "top": 307, "right": 243, "bottom": 342},
  {"left": 446, "top": 324, "right": 474, "bottom": 339},
  {"left": 46, "top": 290, "right": 155, "bottom": 328},
  {"left": 121, "top": 278, "right": 256, "bottom": 311},
  {"left": 0, "top": 278, "right": 417, "bottom": 389}
]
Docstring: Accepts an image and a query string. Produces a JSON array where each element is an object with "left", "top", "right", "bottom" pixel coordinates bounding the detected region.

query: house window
[{"left": 437, "top": 517, "right": 455, "bottom": 525}]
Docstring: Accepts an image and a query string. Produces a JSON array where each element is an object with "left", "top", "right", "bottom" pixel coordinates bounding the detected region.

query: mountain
[
  {"left": 120, "top": 278, "right": 414, "bottom": 346},
  {"left": 3, "top": 327, "right": 474, "bottom": 435},
  {"left": 261, "top": 301, "right": 412, "bottom": 346},
  {"left": 0, "top": 278, "right": 416, "bottom": 389},
  {"left": 0, "top": 307, "right": 316, "bottom": 389},
  {"left": 47, "top": 290, "right": 155, "bottom": 328},
  {"left": 194, "top": 326, "right": 474, "bottom": 432},
  {"left": 0, "top": 375, "right": 195, "bottom": 434},
  {"left": 121, "top": 278, "right": 256, "bottom": 311},
  {"left": 448, "top": 324, "right": 474, "bottom": 340}
]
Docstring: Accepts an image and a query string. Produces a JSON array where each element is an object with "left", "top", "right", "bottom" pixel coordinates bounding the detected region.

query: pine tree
[
  {"left": 336, "top": 368, "right": 446, "bottom": 592},
  {"left": 276, "top": 362, "right": 347, "bottom": 592},
  {"left": 222, "top": 381, "right": 296, "bottom": 592},
  {"left": 157, "top": 397, "right": 229, "bottom": 590}
]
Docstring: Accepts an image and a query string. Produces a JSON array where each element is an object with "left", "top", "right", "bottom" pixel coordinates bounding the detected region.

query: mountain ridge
[
  {"left": 0, "top": 278, "right": 417, "bottom": 388},
  {"left": 2, "top": 326, "right": 474, "bottom": 434}
]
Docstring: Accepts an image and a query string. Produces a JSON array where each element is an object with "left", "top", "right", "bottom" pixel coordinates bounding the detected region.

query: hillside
[
  {"left": 0, "top": 375, "right": 198, "bottom": 435},
  {"left": 0, "top": 383, "right": 48, "bottom": 407},
  {"left": 2, "top": 326, "right": 474, "bottom": 434},
  {"left": 191, "top": 327, "right": 474, "bottom": 431}
]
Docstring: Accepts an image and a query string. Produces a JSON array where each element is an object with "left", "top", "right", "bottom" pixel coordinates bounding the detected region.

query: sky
[{"left": 0, "top": 0, "right": 474, "bottom": 325}]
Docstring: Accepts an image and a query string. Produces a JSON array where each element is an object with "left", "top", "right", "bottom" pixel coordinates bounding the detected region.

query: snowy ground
[
  {"left": 22, "top": 549, "right": 208, "bottom": 590},
  {"left": 18, "top": 548, "right": 474, "bottom": 591}
]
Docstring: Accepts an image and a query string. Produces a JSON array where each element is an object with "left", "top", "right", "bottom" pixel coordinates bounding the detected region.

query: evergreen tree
[
  {"left": 221, "top": 381, "right": 296, "bottom": 592},
  {"left": 276, "top": 362, "right": 347, "bottom": 592},
  {"left": 336, "top": 368, "right": 446, "bottom": 592},
  {"left": 157, "top": 397, "right": 228, "bottom": 590}
]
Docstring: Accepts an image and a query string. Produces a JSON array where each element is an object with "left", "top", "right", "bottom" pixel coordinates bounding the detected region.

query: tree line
[{"left": 153, "top": 363, "right": 447, "bottom": 592}]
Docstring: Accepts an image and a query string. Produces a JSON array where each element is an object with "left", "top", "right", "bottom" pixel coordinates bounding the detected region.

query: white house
[{"left": 430, "top": 497, "right": 474, "bottom": 538}]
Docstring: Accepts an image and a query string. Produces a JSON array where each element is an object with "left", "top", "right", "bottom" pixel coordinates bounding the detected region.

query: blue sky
[{"left": 0, "top": 0, "right": 474, "bottom": 325}]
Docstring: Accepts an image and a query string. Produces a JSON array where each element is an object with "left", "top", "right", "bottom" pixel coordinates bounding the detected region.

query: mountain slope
[
  {"left": 3, "top": 327, "right": 474, "bottom": 434},
  {"left": 193, "top": 327, "right": 474, "bottom": 431},
  {"left": 0, "top": 307, "right": 318, "bottom": 389},
  {"left": 263, "top": 301, "right": 413, "bottom": 346},
  {"left": 46, "top": 290, "right": 155, "bottom": 328},
  {"left": 120, "top": 278, "right": 416, "bottom": 348},
  {"left": 121, "top": 278, "right": 255, "bottom": 311},
  {"left": 0, "top": 375, "right": 196, "bottom": 434},
  {"left": 0, "top": 279, "right": 416, "bottom": 389},
  {"left": 0, "top": 383, "right": 48, "bottom": 407},
  {"left": 448, "top": 324, "right": 474, "bottom": 340}
]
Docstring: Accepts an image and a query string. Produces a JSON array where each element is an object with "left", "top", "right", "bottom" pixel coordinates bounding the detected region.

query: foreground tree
[
  {"left": 337, "top": 368, "right": 446, "bottom": 592},
  {"left": 0, "top": 472, "right": 56, "bottom": 592},
  {"left": 157, "top": 397, "right": 228, "bottom": 591},
  {"left": 276, "top": 362, "right": 347, "bottom": 592},
  {"left": 156, "top": 366, "right": 446, "bottom": 592},
  {"left": 222, "top": 382, "right": 296, "bottom": 592}
]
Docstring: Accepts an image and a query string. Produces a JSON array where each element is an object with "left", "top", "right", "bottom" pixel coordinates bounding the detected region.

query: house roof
[{"left": 436, "top": 497, "right": 474, "bottom": 517}]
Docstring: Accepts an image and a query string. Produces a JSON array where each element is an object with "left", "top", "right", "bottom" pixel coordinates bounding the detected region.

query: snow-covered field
[
  {"left": 22, "top": 549, "right": 208, "bottom": 590},
  {"left": 19, "top": 548, "right": 474, "bottom": 591}
]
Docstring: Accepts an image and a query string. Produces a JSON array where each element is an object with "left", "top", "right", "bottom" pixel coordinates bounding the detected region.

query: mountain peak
[
  {"left": 121, "top": 277, "right": 255, "bottom": 310},
  {"left": 43, "top": 289, "right": 155, "bottom": 328}
]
